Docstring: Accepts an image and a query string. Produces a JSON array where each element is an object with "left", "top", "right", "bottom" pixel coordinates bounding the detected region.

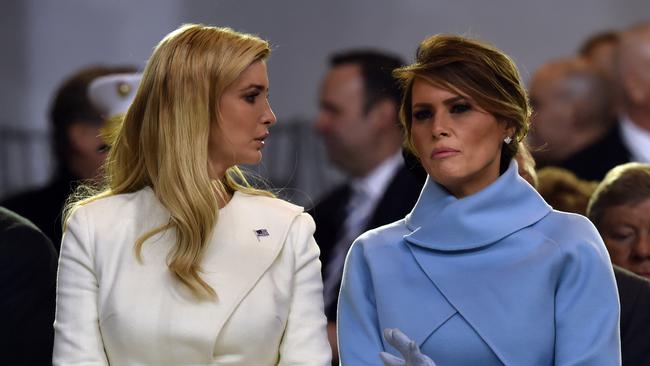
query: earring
[{"left": 503, "top": 136, "right": 513, "bottom": 144}]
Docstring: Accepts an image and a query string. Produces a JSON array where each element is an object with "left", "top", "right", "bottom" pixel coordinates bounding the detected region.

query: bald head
[
  {"left": 533, "top": 58, "right": 613, "bottom": 118},
  {"left": 617, "top": 22, "right": 650, "bottom": 112},
  {"left": 529, "top": 57, "right": 615, "bottom": 163}
]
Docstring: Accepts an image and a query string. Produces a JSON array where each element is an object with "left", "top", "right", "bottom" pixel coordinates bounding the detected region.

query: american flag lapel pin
[{"left": 254, "top": 229, "right": 270, "bottom": 241}]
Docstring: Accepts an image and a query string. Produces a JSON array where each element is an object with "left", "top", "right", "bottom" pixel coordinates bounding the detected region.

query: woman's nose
[
  {"left": 631, "top": 234, "right": 650, "bottom": 261},
  {"left": 431, "top": 114, "right": 450, "bottom": 138},
  {"left": 264, "top": 100, "right": 277, "bottom": 126}
]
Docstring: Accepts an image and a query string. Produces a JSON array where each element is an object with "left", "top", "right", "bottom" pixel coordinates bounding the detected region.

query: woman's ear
[
  {"left": 503, "top": 121, "right": 517, "bottom": 141},
  {"left": 368, "top": 99, "right": 398, "bottom": 129},
  {"left": 622, "top": 68, "right": 646, "bottom": 106}
]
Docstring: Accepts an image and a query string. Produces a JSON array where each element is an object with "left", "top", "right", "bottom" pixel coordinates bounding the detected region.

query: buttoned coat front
[
  {"left": 53, "top": 188, "right": 331, "bottom": 365},
  {"left": 338, "top": 161, "right": 621, "bottom": 365}
]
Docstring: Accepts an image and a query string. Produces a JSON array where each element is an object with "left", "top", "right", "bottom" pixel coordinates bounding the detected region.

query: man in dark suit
[
  {"left": 528, "top": 57, "right": 631, "bottom": 181},
  {"left": 0, "top": 207, "right": 58, "bottom": 365},
  {"left": 616, "top": 22, "right": 650, "bottom": 163},
  {"left": 311, "top": 50, "right": 425, "bottom": 363},
  {"left": 614, "top": 266, "right": 650, "bottom": 365}
]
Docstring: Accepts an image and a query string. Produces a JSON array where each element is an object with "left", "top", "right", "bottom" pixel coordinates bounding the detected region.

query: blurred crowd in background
[{"left": 2, "top": 2, "right": 650, "bottom": 364}]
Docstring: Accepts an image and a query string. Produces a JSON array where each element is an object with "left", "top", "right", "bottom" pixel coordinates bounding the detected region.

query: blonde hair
[
  {"left": 537, "top": 167, "right": 598, "bottom": 215},
  {"left": 65, "top": 24, "right": 273, "bottom": 299},
  {"left": 515, "top": 142, "right": 538, "bottom": 188}
]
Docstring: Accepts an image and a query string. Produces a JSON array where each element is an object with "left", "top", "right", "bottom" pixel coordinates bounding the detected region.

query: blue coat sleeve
[
  {"left": 554, "top": 227, "right": 621, "bottom": 365},
  {"left": 337, "top": 241, "right": 384, "bottom": 365}
]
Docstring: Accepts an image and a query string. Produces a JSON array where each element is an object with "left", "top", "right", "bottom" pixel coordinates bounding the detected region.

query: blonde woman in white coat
[{"left": 53, "top": 24, "right": 331, "bottom": 366}]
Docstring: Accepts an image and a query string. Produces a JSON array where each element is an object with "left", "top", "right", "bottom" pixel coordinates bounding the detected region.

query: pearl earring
[{"left": 503, "top": 136, "right": 513, "bottom": 144}]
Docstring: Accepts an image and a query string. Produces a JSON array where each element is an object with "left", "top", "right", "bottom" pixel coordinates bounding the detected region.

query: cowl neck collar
[{"left": 404, "top": 160, "right": 551, "bottom": 251}]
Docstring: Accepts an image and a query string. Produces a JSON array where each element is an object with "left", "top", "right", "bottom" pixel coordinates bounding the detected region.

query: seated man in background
[
  {"left": 0, "top": 66, "right": 137, "bottom": 249},
  {"left": 528, "top": 57, "right": 630, "bottom": 181},
  {"left": 0, "top": 207, "right": 57, "bottom": 365},
  {"left": 588, "top": 163, "right": 650, "bottom": 279},
  {"left": 586, "top": 162, "right": 650, "bottom": 365}
]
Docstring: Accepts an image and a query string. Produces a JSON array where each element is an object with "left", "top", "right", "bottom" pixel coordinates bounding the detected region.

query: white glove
[{"left": 379, "top": 328, "right": 436, "bottom": 366}]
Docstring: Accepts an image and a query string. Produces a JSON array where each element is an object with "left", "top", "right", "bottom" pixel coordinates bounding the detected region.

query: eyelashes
[
  {"left": 244, "top": 91, "right": 271, "bottom": 104},
  {"left": 244, "top": 92, "right": 260, "bottom": 103},
  {"left": 412, "top": 103, "right": 472, "bottom": 121},
  {"left": 413, "top": 109, "right": 433, "bottom": 121},
  {"left": 608, "top": 231, "right": 636, "bottom": 242},
  {"left": 450, "top": 103, "right": 471, "bottom": 114}
]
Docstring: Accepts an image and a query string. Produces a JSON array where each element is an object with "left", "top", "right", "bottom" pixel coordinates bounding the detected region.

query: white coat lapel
[{"left": 200, "top": 192, "right": 303, "bottom": 348}]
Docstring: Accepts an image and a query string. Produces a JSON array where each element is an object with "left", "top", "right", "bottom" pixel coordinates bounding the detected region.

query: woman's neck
[{"left": 208, "top": 165, "right": 233, "bottom": 209}]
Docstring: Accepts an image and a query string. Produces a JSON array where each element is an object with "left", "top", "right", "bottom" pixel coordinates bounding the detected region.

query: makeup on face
[
  {"left": 208, "top": 61, "right": 276, "bottom": 178},
  {"left": 409, "top": 78, "right": 509, "bottom": 198}
]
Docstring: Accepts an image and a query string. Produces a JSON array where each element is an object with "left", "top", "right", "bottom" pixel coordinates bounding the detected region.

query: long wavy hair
[{"left": 65, "top": 24, "right": 273, "bottom": 299}]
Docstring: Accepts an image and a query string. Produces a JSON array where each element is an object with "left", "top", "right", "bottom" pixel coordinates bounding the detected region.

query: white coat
[{"left": 53, "top": 187, "right": 331, "bottom": 365}]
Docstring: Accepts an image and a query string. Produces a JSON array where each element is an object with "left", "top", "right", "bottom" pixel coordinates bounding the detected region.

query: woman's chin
[{"left": 237, "top": 152, "right": 263, "bottom": 166}]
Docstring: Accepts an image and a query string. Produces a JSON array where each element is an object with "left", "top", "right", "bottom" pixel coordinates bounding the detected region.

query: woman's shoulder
[
  {"left": 75, "top": 187, "right": 154, "bottom": 213},
  {"left": 535, "top": 210, "right": 600, "bottom": 241},
  {"left": 231, "top": 192, "right": 317, "bottom": 248},
  {"left": 353, "top": 219, "right": 410, "bottom": 251},
  {"left": 69, "top": 187, "right": 161, "bottom": 226},
  {"left": 233, "top": 191, "right": 304, "bottom": 216},
  {"left": 343, "top": 220, "right": 410, "bottom": 270},
  {"left": 531, "top": 209, "right": 607, "bottom": 258}
]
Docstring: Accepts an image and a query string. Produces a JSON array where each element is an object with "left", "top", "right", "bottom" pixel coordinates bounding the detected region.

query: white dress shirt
[
  {"left": 348, "top": 150, "right": 405, "bottom": 228},
  {"left": 620, "top": 116, "right": 650, "bottom": 163},
  {"left": 322, "top": 151, "right": 404, "bottom": 308}
]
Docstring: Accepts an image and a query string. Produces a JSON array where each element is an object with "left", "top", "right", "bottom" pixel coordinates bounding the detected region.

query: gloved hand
[{"left": 379, "top": 328, "right": 436, "bottom": 366}]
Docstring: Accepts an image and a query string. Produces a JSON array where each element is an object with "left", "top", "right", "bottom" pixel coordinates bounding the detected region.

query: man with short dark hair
[{"left": 311, "top": 50, "right": 425, "bottom": 364}]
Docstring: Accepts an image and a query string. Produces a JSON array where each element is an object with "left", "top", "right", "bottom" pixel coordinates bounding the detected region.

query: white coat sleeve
[
  {"left": 53, "top": 207, "right": 109, "bottom": 365},
  {"left": 278, "top": 212, "right": 332, "bottom": 365}
]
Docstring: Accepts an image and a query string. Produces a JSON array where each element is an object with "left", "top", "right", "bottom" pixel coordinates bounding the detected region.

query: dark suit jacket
[
  {"left": 310, "top": 163, "right": 425, "bottom": 321},
  {"left": 545, "top": 125, "right": 631, "bottom": 182},
  {"left": 614, "top": 266, "right": 650, "bottom": 366},
  {"left": 0, "top": 173, "right": 77, "bottom": 251},
  {"left": 0, "top": 207, "right": 58, "bottom": 365}
]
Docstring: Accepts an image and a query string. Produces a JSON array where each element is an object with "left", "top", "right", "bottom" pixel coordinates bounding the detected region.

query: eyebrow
[
  {"left": 412, "top": 96, "right": 468, "bottom": 109},
  {"left": 319, "top": 100, "right": 341, "bottom": 114},
  {"left": 239, "top": 84, "right": 268, "bottom": 92}
]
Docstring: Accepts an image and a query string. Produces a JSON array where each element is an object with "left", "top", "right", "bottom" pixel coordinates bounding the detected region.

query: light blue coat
[{"left": 338, "top": 161, "right": 620, "bottom": 365}]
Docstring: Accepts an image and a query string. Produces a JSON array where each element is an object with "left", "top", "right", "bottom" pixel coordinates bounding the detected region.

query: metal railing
[{"left": 0, "top": 126, "right": 53, "bottom": 200}]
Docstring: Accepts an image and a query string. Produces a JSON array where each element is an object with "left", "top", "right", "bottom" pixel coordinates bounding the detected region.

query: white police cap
[{"left": 88, "top": 73, "right": 142, "bottom": 118}]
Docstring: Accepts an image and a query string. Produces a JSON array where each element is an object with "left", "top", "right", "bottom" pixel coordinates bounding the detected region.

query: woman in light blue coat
[{"left": 337, "top": 34, "right": 620, "bottom": 365}]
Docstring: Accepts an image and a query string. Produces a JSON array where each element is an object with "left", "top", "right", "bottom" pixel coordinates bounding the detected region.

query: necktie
[{"left": 323, "top": 186, "right": 372, "bottom": 310}]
